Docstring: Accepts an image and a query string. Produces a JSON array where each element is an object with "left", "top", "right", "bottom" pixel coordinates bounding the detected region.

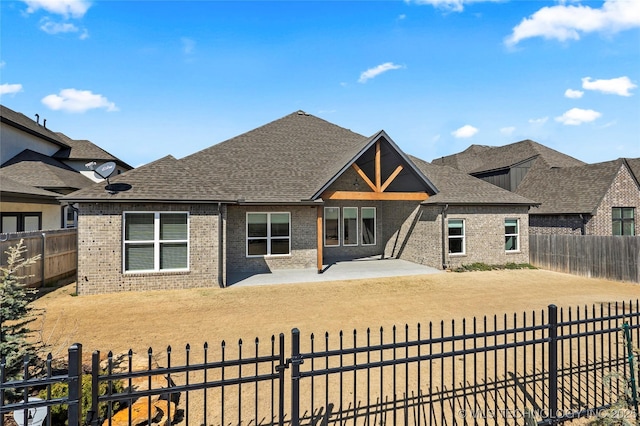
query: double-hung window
[
  {"left": 612, "top": 207, "right": 635, "bottom": 236},
  {"left": 123, "top": 212, "right": 189, "bottom": 272},
  {"left": 448, "top": 219, "right": 465, "bottom": 255},
  {"left": 361, "top": 207, "right": 376, "bottom": 245},
  {"left": 247, "top": 212, "right": 291, "bottom": 256},
  {"left": 505, "top": 218, "right": 519, "bottom": 252}
]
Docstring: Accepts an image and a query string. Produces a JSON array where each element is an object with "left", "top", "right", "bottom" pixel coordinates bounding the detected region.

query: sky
[{"left": 1, "top": 0, "right": 639, "bottom": 168}]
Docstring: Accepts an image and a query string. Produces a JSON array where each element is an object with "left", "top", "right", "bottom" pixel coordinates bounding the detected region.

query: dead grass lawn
[{"left": 32, "top": 269, "right": 639, "bottom": 358}]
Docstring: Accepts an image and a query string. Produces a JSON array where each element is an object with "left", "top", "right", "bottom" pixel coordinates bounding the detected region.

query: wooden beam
[
  {"left": 380, "top": 165, "right": 403, "bottom": 192},
  {"left": 322, "top": 190, "right": 429, "bottom": 201},
  {"left": 351, "top": 163, "right": 377, "bottom": 192},
  {"left": 317, "top": 206, "right": 323, "bottom": 273},
  {"left": 375, "top": 140, "right": 381, "bottom": 191}
]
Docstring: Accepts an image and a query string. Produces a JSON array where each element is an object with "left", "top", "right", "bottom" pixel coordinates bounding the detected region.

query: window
[
  {"left": 343, "top": 207, "right": 358, "bottom": 246},
  {"left": 324, "top": 207, "right": 340, "bottom": 246},
  {"left": 123, "top": 212, "right": 189, "bottom": 272},
  {"left": 0, "top": 213, "right": 41, "bottom": 233},
  {"left": 613, "top": 207, "right": 635, "bottom": 236},
  {"left": 247, "top": 212, "right": 290, "bottom": 256},
  {"left": 505, "top": 219, "right": 519, "bottom": 252},
  {"left": 448, "top": 219, "right": 465, "bottom": 255},
  {"left": 361, "top": 207, "right": 376, "bottom": 245},
  {"left": 63, "top": 205, "right": 77, "bottom": 228}
]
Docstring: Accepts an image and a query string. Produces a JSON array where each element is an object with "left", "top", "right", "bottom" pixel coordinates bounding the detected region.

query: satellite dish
[
  {"left": 94, "top": 161, "right": 117, "bottom": 180},
  {"left": 13, "top": 397, "right": 47, "bottom": 426}
]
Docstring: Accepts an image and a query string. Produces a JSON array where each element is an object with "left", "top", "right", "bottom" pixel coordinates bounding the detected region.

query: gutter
[
  {"left": 217, "top": 202, "right": 225, "bottom": 288},
  {"left": 441, "top": 204, "right": 449, "bottom": 270}
]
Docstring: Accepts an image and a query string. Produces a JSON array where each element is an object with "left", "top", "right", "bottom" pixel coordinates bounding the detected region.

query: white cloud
[
  {"left": 40, "top": 19, "right": 78, "bottom": 34},
  {"left": 564, "top": 89, "right": 584, "bottom": 99},
  {"left": 358, "top": 62, "right": 404, "bottom": 83},
  {"left": 500, "top": 126, "right": 516, "bottom": 136},
  {"left": 408, "top": 0, "right": 500, "bottom": 13},
  {"left": 398, "top": 14, "right": 407, "bottom": 20},
  {"left": 528, "top": 116, "right": 549, "bottom": 125},
  {"left": 0, "top": 61, "right": 5, "bottom": 68},
  {"left": 41, "top": 88, "right": 118, "bottom": 113},
  {"left": 181, "top": 37, "right": 196, "bottom": 55},
  {"left": 582, "top": 76, "right": 637, "bottom": 97},
  {"left": 555, "top": 108, "right": 601, "bottom": 125},
  {"left": 432, "top": 134, "right": 441, "bottom": 142},
  {"left": 451, "top": 124, "right": 478, "bottom": 138},
  {"left": 505, "top": 0, "right": 640, "bottom": 47},
  {"left": 23, "top": 0, "right": 91, "bottom": 19},
  {"left": 0, "top": 83, "right": 24, "bottom": 95}
]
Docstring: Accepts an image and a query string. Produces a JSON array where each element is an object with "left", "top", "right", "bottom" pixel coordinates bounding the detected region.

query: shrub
[{"left": 38, "top": 373, "right": 124, "bottom": 425}]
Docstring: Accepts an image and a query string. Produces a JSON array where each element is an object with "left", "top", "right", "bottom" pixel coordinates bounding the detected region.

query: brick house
[
  {"left": 433, "top": 140, "right": 640, "bottom": 236},
  {"left": 63, "top": 111, "right": 536, "bottom": 294}
]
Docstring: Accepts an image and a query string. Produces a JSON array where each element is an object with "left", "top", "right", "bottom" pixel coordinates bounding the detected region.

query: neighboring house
[
  {"left": 0, "top": 104, "right": 133, "bottom": 232},
  {"left": 433, "top": 140, "right": 640, "bottom": 236},
  {"left": 62, "top": 111, "right": 536, "bottom": 294}
]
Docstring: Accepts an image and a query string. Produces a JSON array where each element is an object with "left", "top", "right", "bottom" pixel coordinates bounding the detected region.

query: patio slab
[{"left": 227, "top": 257, "right": 442, "bottom": 287}]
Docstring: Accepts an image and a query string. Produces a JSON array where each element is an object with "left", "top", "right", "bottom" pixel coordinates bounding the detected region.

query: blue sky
[{"left": 1, "top": 0, "right": 638, "bottom": 168}]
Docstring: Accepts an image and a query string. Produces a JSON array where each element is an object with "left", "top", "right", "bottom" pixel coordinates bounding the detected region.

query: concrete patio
[{"left": 227, "top": 257, "right": 443, "bottom": 287}]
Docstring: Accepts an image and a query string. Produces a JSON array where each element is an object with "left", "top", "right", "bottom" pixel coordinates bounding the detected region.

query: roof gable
[{"left": 53, "top": 132, "right": 134, "bottom": 169}]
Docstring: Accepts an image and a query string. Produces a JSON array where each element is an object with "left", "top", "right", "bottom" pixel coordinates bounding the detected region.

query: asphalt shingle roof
[
  {"left": 62, "top": 111, "right": 534, "bottom": 206},
  {"left": 411, "top": 157, "right": 537, "bottom": 206},
  {"left": 53, "top": 133, "right": 133, "bottom": 169},
  {"left": 432, "top": 140, "right": 586, "bottom": 174},
  {"left": 1, "top": 149, "right": 94, "bottom": 192},
  {"left": 515, "top": 159, "right": 627, "bottom": 215},
  {"left": 0, "top": 173, "right": 61, "bottom": 198}
]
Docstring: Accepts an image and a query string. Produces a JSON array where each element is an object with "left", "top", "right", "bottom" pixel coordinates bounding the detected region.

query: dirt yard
[{"left": 32, "top": 269, "right": 638, "bottom": 357}]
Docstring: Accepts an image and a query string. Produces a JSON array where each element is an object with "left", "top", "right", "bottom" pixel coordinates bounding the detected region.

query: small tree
[{"left": 0, "top": 239, "right": 42, "bottom": 381}]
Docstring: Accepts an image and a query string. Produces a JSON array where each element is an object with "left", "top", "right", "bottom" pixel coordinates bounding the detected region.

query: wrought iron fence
[{"left": 1, "top": 301, "right": 638, "bottom": 426}]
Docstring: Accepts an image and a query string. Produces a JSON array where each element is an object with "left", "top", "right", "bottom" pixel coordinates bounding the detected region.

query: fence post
[
  {"left": 278, "top": 333, "right": 285, "bottom": 426},
  {"left": 622, "top": 323, "right": 639, "bottom": 422},
  {"left": 547, "top": 305, "right": 558, "bottom": 425},
  {"left": 67, "top": 343, "right": 82, "bottom": 426},
  {"left": 290, "top": 328, "right": 301, "bottom": 426}
]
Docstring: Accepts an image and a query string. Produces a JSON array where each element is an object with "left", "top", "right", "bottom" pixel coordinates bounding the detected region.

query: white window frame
[
  {"left": 505, "top": 218, "right": 520, "bottom": 252},
  {"left": 342, "top": 207, "right": 359, "bottom": 247},
  {"left": 448, "top": 218, "right": 465, "bottom": 255},
  {"left": 324, "top": 207, "right": 340, "bottom": 247},
  {"left": 246, "top": 212, "right": 291, "bottom": 257},
  {"left": 361, "top": 207, "right": 377, "bottom": 246},
  {"left": 123, "top": 211, "right": 190, "bottom": 273}
]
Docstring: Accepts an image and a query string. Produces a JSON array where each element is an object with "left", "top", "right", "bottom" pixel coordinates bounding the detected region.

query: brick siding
[{"left": 77, "top": 203, "right": 221, "bottom": 295}]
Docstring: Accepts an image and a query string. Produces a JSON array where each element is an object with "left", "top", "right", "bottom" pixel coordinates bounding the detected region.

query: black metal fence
[{"left": 2, "top": 301, "right": 639, "bottom": 426}]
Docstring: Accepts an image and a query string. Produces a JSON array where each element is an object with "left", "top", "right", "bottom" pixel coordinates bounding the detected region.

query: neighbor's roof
[
  {"left": 0, "top": 173, "right": 61, "bottom": 199},
  {"left": 1, "top": 149, "right": 93, "bottom": 192},
  {"left": 626, "top": 158, "right": 640, "bottom": 183},
  {"left": 433, "top": 140, "right": 586, "bottom": 174},
  {"left": 411, "top": 157, "right": 537, "bottom": 206},
  {"left": 515, "top": 158, "right": 632, "bottom": 215},
  {"left": 0, "top": 104, "right": 69, "bottom": 148},
  {"left": 53, "top": 132, "right": 134, "bottom": 169}
]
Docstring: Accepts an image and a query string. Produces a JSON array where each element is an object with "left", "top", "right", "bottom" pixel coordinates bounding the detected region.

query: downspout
[
  {"left": 41, "top": 232, "right": 46, "bottom": 287},
  {"left": 579, "top": 214, "right": 586, "bottom": 235},
  {"left": 217, "top": 202, "right": 225, "bottom": 288},
  {"left": 441, "top": 204, "right": 449, "bottom": 270}
]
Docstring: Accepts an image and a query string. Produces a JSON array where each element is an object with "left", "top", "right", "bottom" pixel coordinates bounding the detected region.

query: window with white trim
[
  {"left": 505, "top": 218, "right": 519, "bottom": 252},
  {"left": 361, "top": 207, "right": 376, "bottom": 245},
  {"left": 324, "top": 207, "right": 340, "bottom": 246},
  {"left": 448, "top": 219, "right": 465, "bottom": 255},
  {"left": 123, "top": 212, "right": 189, "bottom": 272},
  {"left": 343, "top": 207, "right": 358, "bottom": 246},
  {"left": 247, "top": 212, "right": 291, "bottom": 256}
]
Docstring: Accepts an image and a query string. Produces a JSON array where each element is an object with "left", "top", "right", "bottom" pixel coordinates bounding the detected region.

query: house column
[{"left": 317, "top": 206, "right": 323, "bottom": 273}]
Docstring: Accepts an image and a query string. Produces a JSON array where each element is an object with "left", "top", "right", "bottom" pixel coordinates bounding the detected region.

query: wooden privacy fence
[
  {"left": 0, "top": 229, "right": 77, "bottom": 287},
  {"left": 529, "top": 234, "right": 640, "bottom": 283}
]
